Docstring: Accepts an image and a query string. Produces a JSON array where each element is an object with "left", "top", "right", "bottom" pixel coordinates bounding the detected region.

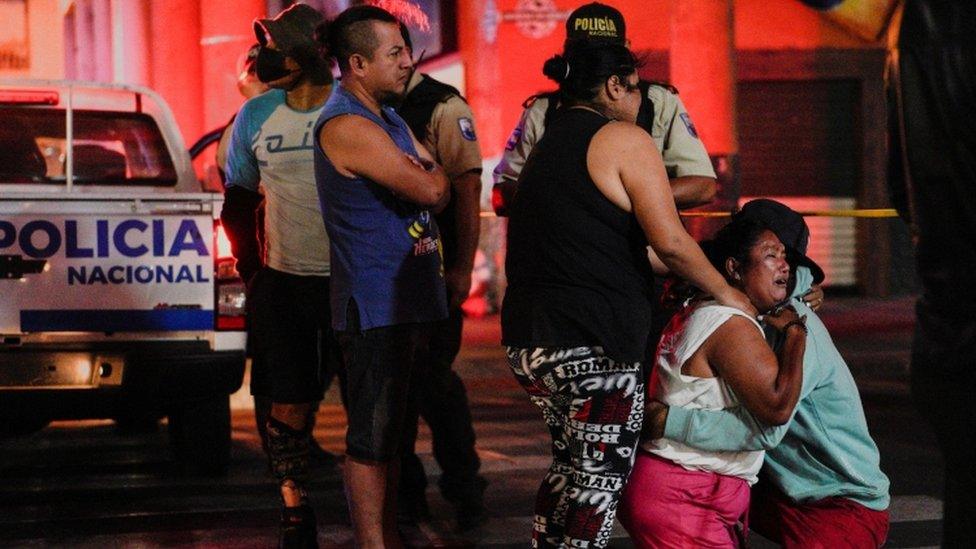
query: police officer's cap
[{"left": 566, "top": 3, "right": 627, "bottom": 45}]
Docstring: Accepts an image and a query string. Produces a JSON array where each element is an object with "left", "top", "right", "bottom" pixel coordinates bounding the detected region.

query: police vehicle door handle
[{"left": 0, "top": 254, "right": 47, "bottom": 280}]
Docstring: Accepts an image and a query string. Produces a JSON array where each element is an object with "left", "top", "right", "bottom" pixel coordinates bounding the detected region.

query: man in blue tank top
[{"left": 312, "top": 6, "right": 450, "bottom": 546}]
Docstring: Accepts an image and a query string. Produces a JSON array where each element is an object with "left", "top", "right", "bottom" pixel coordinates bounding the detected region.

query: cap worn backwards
[
  {"left": 734, "top": 199, "right": 826, "bottom": 284},
  {"left": 253, "top": 3, "right": 323, "bottom": 55}
]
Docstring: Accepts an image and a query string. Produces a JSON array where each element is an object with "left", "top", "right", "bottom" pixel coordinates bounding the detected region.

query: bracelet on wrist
[{"left": 783, "top": 319, "right": 808, "bottom": 335}]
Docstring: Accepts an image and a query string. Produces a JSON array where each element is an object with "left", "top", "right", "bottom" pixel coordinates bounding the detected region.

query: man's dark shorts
[
  {"left": 247, "top": 267, "right": 340, "bottom": 403},
  {"left": 337, "top": 301, "right": 429, "bottom": 463}
]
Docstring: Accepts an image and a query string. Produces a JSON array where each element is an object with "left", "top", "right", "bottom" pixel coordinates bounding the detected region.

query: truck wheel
[
  {"left": 114, "top": 408, "right": 162, "bottom": 434},
  {"left": 0, "top": 411, "right": 50, "bottom": 438},
  {"left": 168, "top": 395, "right": 231, "bottom": 476}
]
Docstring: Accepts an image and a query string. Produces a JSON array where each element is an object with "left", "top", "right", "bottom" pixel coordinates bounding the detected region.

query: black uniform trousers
[{"left": 399, "top": 308, "right": 482, "bottom": 500}]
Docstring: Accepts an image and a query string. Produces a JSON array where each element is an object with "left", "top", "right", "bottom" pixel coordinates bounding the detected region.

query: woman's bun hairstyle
[
  {"left": 543, "top": 54, "right": 571, "bottom": 83},
  {"left": 541, "top": 42, "right": 640, "bottom": 103}
]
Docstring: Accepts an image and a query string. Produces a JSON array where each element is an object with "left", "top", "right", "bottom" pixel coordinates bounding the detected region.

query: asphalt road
[{"left": 0, "top": 297, "right": 946, "bottom": 548}]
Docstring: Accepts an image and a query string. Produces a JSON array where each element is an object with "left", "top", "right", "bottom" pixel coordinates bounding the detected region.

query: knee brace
[{"left": 266, "top": 416, "right": 311, "bottom": 485}]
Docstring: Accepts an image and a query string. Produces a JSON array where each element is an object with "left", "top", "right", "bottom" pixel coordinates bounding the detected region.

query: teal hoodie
[{"left": 662, "top": 267, "right": 890, "bottom": 510}]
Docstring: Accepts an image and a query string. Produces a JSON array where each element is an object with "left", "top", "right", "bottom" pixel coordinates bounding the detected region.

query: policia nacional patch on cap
[{"left": 566, "top": 2, "right": 627, "bottom": 44}]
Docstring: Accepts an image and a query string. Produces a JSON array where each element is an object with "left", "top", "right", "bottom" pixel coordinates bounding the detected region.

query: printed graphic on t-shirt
[
  {"left": 407, "top": 210, "right": 440, "bottom": 258},
  {"left": 413, "top": 236, "right": 439, "bottom": 256},
  {"left": 407, "top": 219, "right": 425, "bottom": 239},
  {"left": 263, "top": 120, "right": 316, "bottom": 153}
]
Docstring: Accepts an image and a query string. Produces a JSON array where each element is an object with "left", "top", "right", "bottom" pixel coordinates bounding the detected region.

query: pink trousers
[{"left": 618, "top": 450, "right": 751, "bottom": 548}]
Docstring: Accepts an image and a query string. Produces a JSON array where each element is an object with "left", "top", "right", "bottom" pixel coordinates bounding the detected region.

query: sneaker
[
  {"left": 396, "top": 492, "right": 431, "bottom": 525},
  {"left": 279, "top": 504, "right": 318, "bottom": 549},
  {"left": 454, "top": 498, "right": 488, "bottom": 531},
  {"left": 440, "top": 476, "right": 488, "bottom": 531}
]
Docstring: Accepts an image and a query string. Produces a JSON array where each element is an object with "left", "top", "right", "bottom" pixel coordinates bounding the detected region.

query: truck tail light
[{"left": 214, "top": 220, "right": 246, "bottom": 330}]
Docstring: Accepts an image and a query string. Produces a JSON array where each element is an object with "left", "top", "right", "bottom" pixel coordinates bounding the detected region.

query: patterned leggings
[{"left": 507, "top": 346, "right": 644, "bottom": 549}]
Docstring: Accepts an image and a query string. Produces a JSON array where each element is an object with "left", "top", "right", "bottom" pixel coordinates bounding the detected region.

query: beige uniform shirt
[
  {"left": 406, "top": 72, "right": 483, "bottom": 176},
  {"left": 492, "top": 84, "right": 715, "bottom": 184}
]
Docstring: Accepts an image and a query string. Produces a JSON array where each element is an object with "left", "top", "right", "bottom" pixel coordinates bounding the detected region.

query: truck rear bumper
[
  {"left": 0, "top": 350, "right": 126, "bottom": 389},
  {"left": 0, "top": 341, "right": 245, "bottom": 419}
]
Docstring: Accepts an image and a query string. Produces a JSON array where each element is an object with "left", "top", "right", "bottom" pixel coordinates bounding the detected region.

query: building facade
[{"left": 1, "top": 0, "right": 910, "bottom": 295}]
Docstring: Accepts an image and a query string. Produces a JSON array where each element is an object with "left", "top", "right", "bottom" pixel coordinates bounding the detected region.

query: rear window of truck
[{"left": 0, "top": 108, "right": 178, "bottom": 186}]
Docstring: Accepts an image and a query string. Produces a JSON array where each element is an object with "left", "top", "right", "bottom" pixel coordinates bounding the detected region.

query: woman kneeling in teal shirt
[{"left": 644, "top": 200, "right": 890, "bottom": 549}]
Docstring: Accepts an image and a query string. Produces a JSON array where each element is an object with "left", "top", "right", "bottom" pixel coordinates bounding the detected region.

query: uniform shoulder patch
[
  {"left": 458, "top": 117, "right": 477, "bottom": 141},
  {"left": 504, "top": 125, "right": 523, "bottom": 151},
  {"left": 679, "top": 112, "right": 699, "bottom": 139}
]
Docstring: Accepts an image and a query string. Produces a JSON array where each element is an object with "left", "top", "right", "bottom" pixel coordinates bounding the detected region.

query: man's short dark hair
[
  {"left": 399, "top": 22, "right": 413, "bottom": 53},
  {"left": 316, "top": 5, "right": 399, "bottom": 72}
]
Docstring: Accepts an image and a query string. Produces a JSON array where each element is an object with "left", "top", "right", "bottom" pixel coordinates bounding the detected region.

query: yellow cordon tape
[
  {"left": 678, "top": 208, "right": 900, "bottom": 218},
  {"left": 479, "top": 208, "right": 900, "bottom": 219}
]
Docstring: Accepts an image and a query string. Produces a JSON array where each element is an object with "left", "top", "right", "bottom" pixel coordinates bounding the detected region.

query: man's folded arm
[{"left": 319, "top": 115, "right": 449, "bottom": 208}]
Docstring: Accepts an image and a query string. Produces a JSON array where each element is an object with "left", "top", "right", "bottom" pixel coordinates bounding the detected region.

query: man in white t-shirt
[{"left": 221, "top": 4, "right": 335, "bottom": 546}]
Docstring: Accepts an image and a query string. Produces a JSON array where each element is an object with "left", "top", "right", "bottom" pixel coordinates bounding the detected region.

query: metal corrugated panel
[{"left": 737, "top": 79, "right": 862, "bottom": 287}]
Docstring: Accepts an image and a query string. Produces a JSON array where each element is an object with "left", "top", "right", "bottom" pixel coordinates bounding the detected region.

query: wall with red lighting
[
  {"left": 0, "top": 0, "right": 63, "bottom": 79},
  {"left": 460, "top": 0, "right": 884, "bottom": 161},
  {"left": 457, "top": 0, "right": 898, "bottom": 295},
  {"left": 9, "top": 0, "right": 887, "bottom": 163},
  {"left": 147, "top": 0, "right": 265, "bottom": 148},
  {"left": 8, "top": 0, "right": 264, "bottom": 154},
  {"left": 10, "top": 0, "right": 889, "bottom": 178}
]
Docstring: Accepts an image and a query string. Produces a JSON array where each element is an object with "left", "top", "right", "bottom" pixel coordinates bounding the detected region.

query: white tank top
[{"left": 642, "top": 301, "right": 766, "bottom": 485}]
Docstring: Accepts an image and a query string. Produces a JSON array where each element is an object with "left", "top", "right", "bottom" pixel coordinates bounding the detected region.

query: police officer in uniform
[
  {"left": 395, "top": 24, "right": 487, "bottom": 530},
  {"left": 492, "top": 2, "right": 717, "bottom": 213}
]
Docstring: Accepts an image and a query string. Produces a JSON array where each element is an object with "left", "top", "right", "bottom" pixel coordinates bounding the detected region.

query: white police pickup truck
[{"left": 0, "top": 80, "right": 247, "bottom": 474}]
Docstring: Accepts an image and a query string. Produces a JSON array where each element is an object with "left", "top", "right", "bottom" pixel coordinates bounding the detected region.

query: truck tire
[
  {"left": 114, "top": 408, "right": 163, "bottom": 435},
  {"left": 0, "top": 410, "right": 50, "bottom": 438},
  {"left": 168, "top": 395, "right": 231, "bottom": 476}
]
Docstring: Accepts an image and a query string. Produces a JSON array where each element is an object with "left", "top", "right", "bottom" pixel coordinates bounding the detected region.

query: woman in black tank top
[{"left": 500, "top": 42, "right": 755, "bottom": 549}]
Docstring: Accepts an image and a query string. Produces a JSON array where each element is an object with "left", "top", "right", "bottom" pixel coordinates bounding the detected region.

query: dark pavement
[{"left": 0, "top": 295, "right": 946, "bottom": 548}]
